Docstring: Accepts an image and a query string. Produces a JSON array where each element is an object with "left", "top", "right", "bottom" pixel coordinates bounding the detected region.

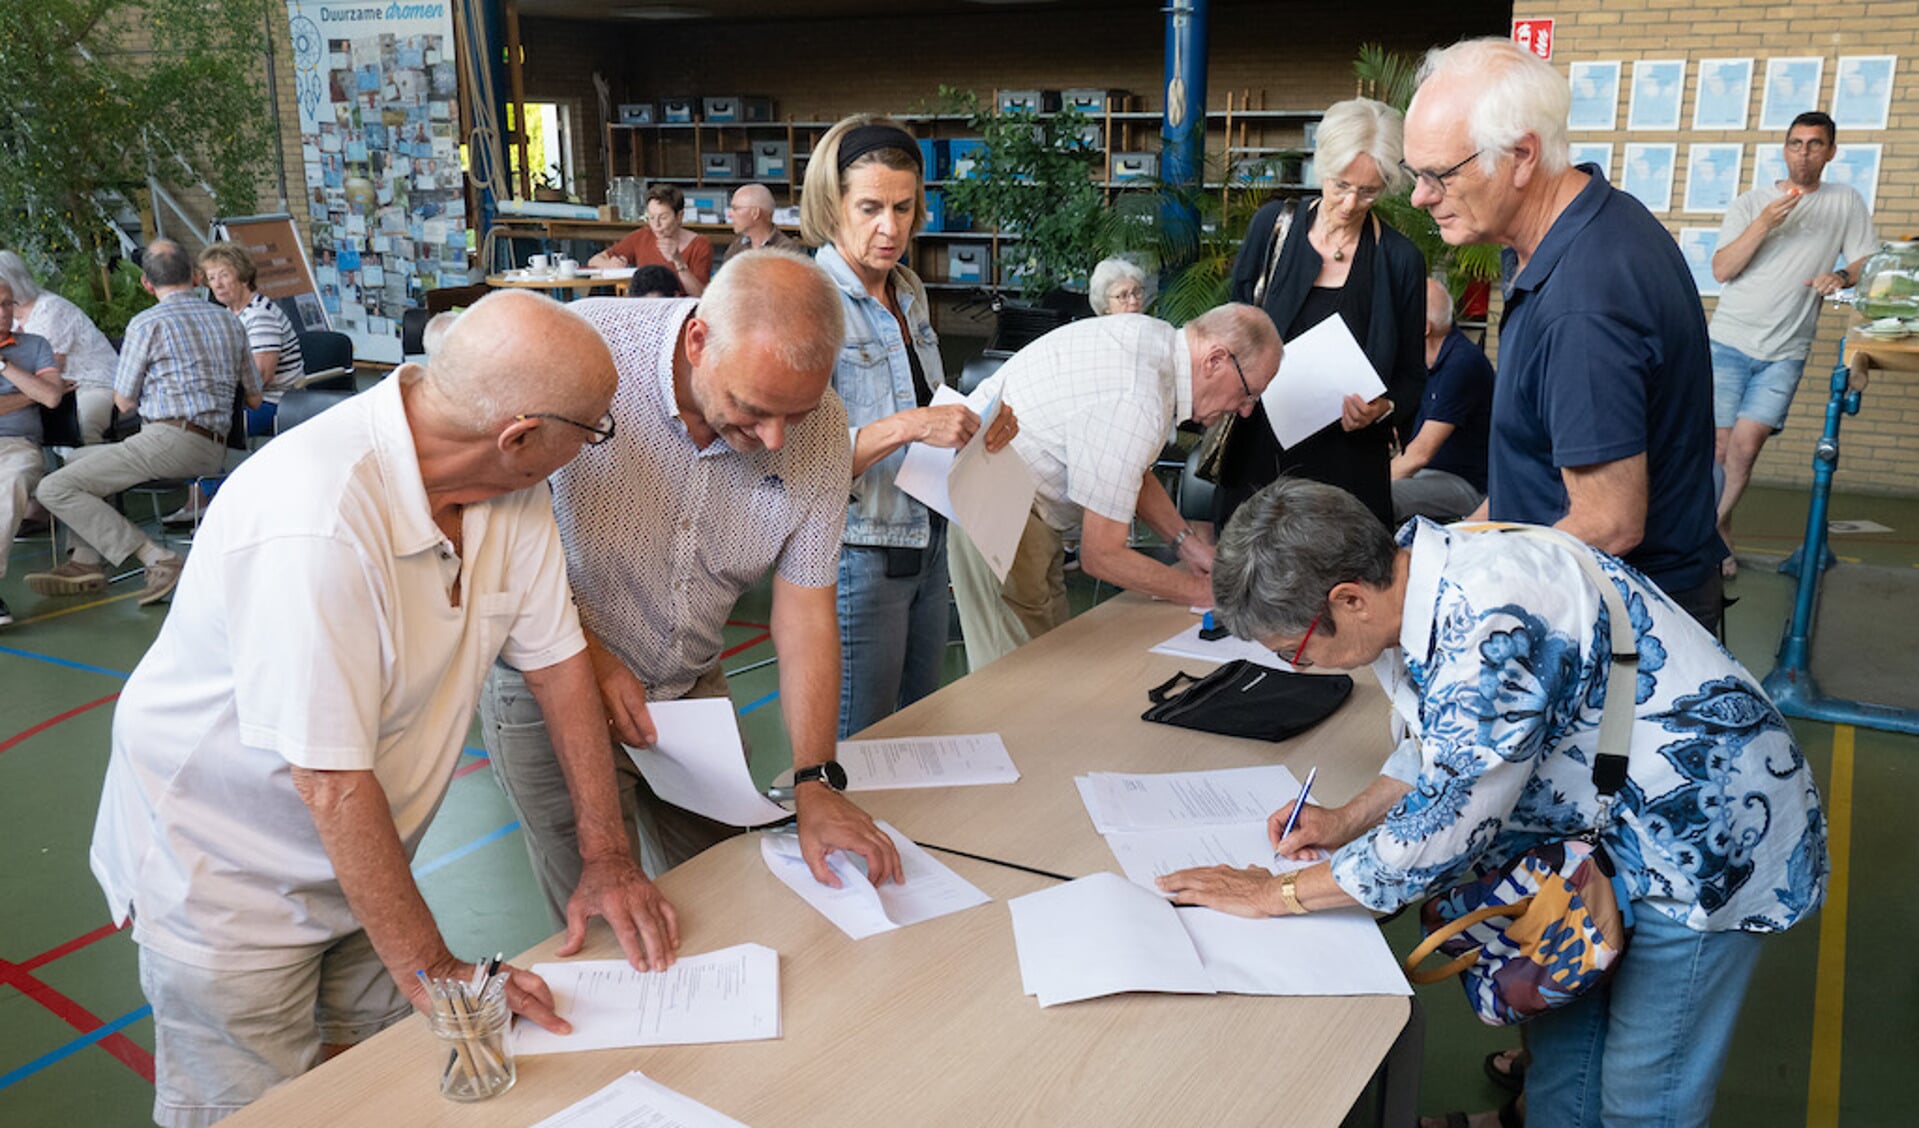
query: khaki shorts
[{"left": 138, "top": 931, "right": 410, "bottom": 1128}]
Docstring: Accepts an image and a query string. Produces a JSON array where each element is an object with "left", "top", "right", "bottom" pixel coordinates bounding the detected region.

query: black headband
[{"left": 837, "top": 124, "right": 922, "bottom": 173}]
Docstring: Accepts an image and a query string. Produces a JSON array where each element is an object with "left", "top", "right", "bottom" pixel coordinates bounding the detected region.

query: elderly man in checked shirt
[
  {"left": 950, "top": 303, "right": 1282, "bottom": 670},
  {"left": 27, "top": 240, "right": 260, "bottom": 605},
  {"left": 482, "top": 249, "right": 903, "bottom": 913}
]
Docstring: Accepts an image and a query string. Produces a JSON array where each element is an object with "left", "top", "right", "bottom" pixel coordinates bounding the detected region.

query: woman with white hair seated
[
  {"left": 1214, "top": 98, "right": 1427, "bottom": 531},
  {"left": 0, "top": 250, "right": 120, "bottom": 444},
  {"left": 1087, "top": 257, "right": 1147, "bottom": 315}
]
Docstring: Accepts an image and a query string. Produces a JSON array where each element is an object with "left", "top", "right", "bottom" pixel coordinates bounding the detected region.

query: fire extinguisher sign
[{"left": 1512, "top": 19, "right": 1554, "bottom": 61}]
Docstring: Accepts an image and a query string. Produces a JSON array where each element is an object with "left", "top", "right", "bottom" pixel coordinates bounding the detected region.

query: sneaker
[
  {"left": 138, "top": 556, "right": 185, "bottom": 606},
  {"left": 24, "top": 558, "right": 108, "bottom": 596},
  {"left": 0, "top": 596, "right": 12, "bottom": 627}
]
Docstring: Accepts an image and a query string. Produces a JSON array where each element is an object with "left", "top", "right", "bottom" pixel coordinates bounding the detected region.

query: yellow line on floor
[
  {"left": 1806, "top": 724, "right": 1854, "bottom": 1128},
  {"left": 12, "top": 589, "right": 143, "bottom": 626}
]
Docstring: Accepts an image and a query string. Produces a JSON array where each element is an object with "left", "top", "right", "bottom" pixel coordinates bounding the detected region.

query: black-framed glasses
[
  {"left": 1399, "top": 150, "right": 1483, "bottom": 199},
  {"left": 1228, "top": 351, "right": 1256, "bottom": 402},
  {"left": 517, "top": 410, "right": 617, "bottom": 445}
]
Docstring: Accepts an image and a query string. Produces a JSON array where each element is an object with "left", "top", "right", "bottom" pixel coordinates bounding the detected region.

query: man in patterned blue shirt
[
  {"left": 1161, "top": 479, "right": 1826, "bottom": 1128},
  {"left": 27, "top": 240, "right": 259, "bottom": 605}
]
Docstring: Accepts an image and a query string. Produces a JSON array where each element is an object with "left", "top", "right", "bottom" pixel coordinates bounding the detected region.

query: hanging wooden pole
[{"left": 505, "top": 0, "right": 531, "bottom": 199}]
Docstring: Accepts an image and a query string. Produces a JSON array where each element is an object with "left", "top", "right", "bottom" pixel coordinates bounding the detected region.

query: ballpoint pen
[{"left": 1274, "top": 765, "right": 1317, "bottom": 862}]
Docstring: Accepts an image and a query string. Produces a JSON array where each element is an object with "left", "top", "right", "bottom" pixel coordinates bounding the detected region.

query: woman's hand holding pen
[{"left": 1267, "top": 799, "right": 1353, "bottom": 861}]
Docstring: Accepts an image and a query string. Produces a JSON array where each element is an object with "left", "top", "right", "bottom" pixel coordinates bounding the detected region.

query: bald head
[
  {"left": 683, "top": 249, "right": 844, "bottom": 452},
  {"left": 729, "top": 183, "right": 778, "bottom": 238},
  {"left": 1188, "top": 302, "right": 1283, "bottom": 375},
  {"left": 426, "top": 289, "right": 617, "bottom": 435}
]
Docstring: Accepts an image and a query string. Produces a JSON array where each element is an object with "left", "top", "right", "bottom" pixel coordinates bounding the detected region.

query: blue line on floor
[
  {"left": 0, "top": 645, "right": 130, "bottom": 680},
  {"left": 738, "top": 691, "right": 779, "bottom": 716},
  {"left": 0, "top": 1004, "right": 152, "bottom": 1093},
  {"left": 462, "top": 746, "right": 488, "bottom": 759},
  {"left": 412, "top": 821, "right": 520, "bottom": 879}
]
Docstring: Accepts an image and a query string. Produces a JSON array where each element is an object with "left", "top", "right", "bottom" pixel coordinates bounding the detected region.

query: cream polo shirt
[{"left": 90, "top": 371, "right": 585, "bottom": 970}]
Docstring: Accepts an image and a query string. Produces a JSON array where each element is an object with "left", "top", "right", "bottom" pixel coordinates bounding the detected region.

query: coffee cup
[
  {"left": 527, "top": 254, "right": 550, "bottom": 273},
  {"left": 557, "top": 259, "right": 579, "bottom": 278}
]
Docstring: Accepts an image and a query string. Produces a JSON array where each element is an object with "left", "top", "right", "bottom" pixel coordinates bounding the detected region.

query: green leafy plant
[
  {"left": 0, "top": 0, "right": 274, "bottom": 292},
  {"left": 936, "top": 88, "right": 1122, "bottom": 298},
  {"left": 56, "top": 257, "right": 153, "bottom": 338}
]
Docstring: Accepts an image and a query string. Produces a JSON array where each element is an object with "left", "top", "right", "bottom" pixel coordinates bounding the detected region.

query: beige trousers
[
  {"left": 0, "top": 437, "right": 46, "bottom": 579},
  {"left": 948, "top": 507, "right": 1070, "bottom": 672}
]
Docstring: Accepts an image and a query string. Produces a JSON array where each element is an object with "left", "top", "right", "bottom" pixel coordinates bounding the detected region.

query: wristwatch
[
  {"left": 792, "top": 760, "right": 848, "bottom": 792},
  {"left": 1278, "top": 869, "right": 1308, "bottom": 916}
]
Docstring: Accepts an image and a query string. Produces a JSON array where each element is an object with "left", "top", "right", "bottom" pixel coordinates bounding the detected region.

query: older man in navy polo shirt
[{"left": 1403, "top": 38, "right": 1723, "bottom": 630}]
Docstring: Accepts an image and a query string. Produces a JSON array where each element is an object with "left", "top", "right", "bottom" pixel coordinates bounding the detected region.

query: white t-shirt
[
  {"left": 972, "top": 314, "right": 1194, "bottom": 533},
  {"left": 90, "top": 371, "right": 585, "bottom": 969},
  {"left": 1709, "top": 179, "right": 1876, "bottom": 361}
]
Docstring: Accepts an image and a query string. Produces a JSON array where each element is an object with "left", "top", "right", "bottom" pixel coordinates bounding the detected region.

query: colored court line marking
[
  {"left": 720, "top": 631, "right": 772, "bottom": 660},
  {"left": 8, "top": 589, "right": 143, "bottom": 627},
  {"left": 412, "top": 820, "right": 520, "bottom": 879},
  {"left": 0, "top": 644, "right": 130, "bottom": 679},
  {"left": 19, "top": 922, "right": 125, "bottom": 974},
  {"left": 0, "top": 958, "right": 154, "bottom": 1083},
  {"left": 725, "top": 619, "right": 769, "bottom": 630},
  {"left": 1806, "top": 724, "right": 1853, "bottom": 1128},
  {"left": 0, "top": 1004, "right": 152, "bottom": 1093},
  {"left": 0, "top": 692, "right": 121, "bottom": 756},
  {"left": 738, "top": 690, "right": 779, "bottom": 716}
]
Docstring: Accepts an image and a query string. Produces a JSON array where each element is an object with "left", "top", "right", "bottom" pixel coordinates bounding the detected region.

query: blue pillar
[{"left": 1159, "top": 0, "right": 1208, "bottom": 267}]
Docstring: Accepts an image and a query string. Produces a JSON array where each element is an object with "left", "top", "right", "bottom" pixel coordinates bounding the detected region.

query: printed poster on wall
[{"left": 285, "top": 0, "right": 468, "bottom": 363}]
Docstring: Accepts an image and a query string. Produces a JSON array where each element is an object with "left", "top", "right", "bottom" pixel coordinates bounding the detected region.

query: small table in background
[{"left": 484, "top": 269, "right": 632, "bottom": 299}]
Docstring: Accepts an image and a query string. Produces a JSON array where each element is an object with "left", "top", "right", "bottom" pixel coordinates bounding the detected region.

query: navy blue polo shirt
[
  {"left": 1414, "top": 327, "right": 1493, "bottom": 492},
  {"left": 1491, "top": 166, "right": 1719, "bottom": 596}
]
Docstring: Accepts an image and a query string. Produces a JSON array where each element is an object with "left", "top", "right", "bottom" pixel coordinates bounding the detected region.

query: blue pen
[{"left": 1275, "top": 765, "right": 1318, "bottom": 861}]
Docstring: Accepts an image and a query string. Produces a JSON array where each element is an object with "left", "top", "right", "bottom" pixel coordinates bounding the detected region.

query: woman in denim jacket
[{"left": 801, "top": 115, "right": 1018, "bottom": 738}]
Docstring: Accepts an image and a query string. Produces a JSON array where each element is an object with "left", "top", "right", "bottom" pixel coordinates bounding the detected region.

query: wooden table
[
  {"left": 1845, "top": 327, "right": 1919, "bottom": 385},
  {"left": 485, "top": 270, "right": 631, "bottom": 298},
  {"left": 223, "top": 595, "right": 1408, "bottom": 1127}
]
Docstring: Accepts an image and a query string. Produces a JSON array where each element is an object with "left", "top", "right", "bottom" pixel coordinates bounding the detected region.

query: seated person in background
[
  {"left": 720, "top": 183, "right": 801, "bottom": 265},
  {"left": 949, "top": 304, "right": 1281, "bottom": 670},
  {"left": 1088, "top": 256, "right": 1148, "bottom": 315},
  {"left": 1390, "top": 278, "right": 1492, "bottom": 523},
  {"left": 629, "top": 265, "right": 683, "bottom": 298},
  {"left": 1159, "top": 477, "right": 1826, "bottom": 1128},
  {"left": 0, "top": 280, "right": 65, "bottom": 627},
  {"left": 0, "top": 249, "right": 120, "bottom": 444},
  {"left": 588, "top": 184, "right": 713, "bottom": 297}
]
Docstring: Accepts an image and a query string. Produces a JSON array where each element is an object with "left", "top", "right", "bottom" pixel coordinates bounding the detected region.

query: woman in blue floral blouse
[{"left": 1159, "top": 479, "right": 1826, "bottom": 1127}]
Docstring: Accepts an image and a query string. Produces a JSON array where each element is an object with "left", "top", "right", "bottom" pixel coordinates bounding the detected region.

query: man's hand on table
[
  {"left": 405, "top": 953, "right": 569, "bottom": 1034},
  {"left": 558, "top": 855, "right": 681, "bottom": 972},
  {"left": 796, "top": 785, "right": 903, "bottom": 888}
]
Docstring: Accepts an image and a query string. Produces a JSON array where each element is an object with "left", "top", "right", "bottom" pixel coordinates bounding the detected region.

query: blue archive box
[{"left": 948, "top": 244, "right": 987, "bottom": 283}]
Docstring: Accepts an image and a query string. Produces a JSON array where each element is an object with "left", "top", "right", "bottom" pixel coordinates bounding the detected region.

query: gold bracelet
[{"left": 1278, "top": 869, "right": 1307, "bottom": 916}]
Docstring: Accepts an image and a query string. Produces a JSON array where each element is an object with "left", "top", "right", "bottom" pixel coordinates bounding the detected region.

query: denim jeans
[
  {"left": 1710, "top": 340, "right": 1806, "bottom": 431},
  {"left": 837, "top": 518, "right": 951, "bottom": 738},
  {"left": 1523, "top": 908, "right": 1763, "bottom": 1128}
]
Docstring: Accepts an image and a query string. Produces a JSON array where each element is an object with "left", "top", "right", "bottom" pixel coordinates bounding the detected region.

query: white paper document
[
  {"left": 1104, "top": 822, "right": 1312, "bottom": 892},
  {"left": 1008, "top": 872, "right": 1409, "bottom": 1007},
  {"left": 1262, "top": 315, "right": 1388, "bottom": 449},
  {"left": 1149, "top": 619, "right": 1296, "bottom": 671},
  {"left": 835, "top": 733, "right": 1020, "bottom": 790},
  {"left": 760, "top": 822, "right": 991, "bottom": 940},
  {"left": 623, "top": 699, "right": 791, "bottom": 827},
  {"left": 530, "top": 1070, "right": 752, "bottom": 1128},
  {"left": 511, "top": 944, "right": 781, "bottom": 1055},
  {"left": 894, "top": 386, "right": 1037, "bottom": 582},
  {"left": 1077, "top": 765, "right": 1302, "bottom": 833}
]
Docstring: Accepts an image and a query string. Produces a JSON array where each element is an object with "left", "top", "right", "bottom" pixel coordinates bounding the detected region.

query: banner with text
[{"left": 286, "top": 0, "right": 468, "bottom": 362}]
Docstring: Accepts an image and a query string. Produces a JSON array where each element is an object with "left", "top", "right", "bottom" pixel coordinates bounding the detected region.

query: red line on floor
[
  {"left": 0, "top": 692, "right": 121, "bottom": 756},
  {"left": 20, "top": 921, "right": 126, "bottom": 973},
  {"left": 0, "top": 958, "right": 155, "bottom": 1082},
  {"left": 725, "top": 619, "right": 770, "bottom": 630},
  {"left": 452, "top": 758, "right": 491, "bottom": 781},
  {"left": 720, "top": 631, "right": 772, "bottom": 660}
]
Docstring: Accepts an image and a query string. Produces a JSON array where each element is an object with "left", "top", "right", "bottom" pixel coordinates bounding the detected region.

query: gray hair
[
  {"left": 1212, "top": 478, "right": 1397, "bottom": 641},
  {"left": 1186, "top": 302, "right": 1281, "bottom": 372},
  {"left": 698, "top": 248, "right": 845, "bottom": 375},
  {"left": 0, "top": 250, "right": 42, "bottom": 302},
  {"left": 1088, "top": 257, "right": 1148, "bottom": 314},
  {"left": 1426, "top": 279, "right": 1454, "bottom": 333},
  {"left": 1315, "top": 98, "right": 1411, "bottom": 195},
  {"left": 1417, "top": 38, "right": 1571, "bottom": 176},
  {"left": 142, "top": 240, "right": 194, "bottom": 288},
  {"left": 421, "top": 311, "right": 460, "bottom": 357}
]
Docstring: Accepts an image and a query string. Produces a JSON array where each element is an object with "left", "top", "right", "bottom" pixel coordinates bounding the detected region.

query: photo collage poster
[{"left": 286, "top": 1, "right": 467, "bottom": 362}]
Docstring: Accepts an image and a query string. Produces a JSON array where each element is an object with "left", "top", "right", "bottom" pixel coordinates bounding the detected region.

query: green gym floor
[{"left": 2, "top": 481, "right": 1914, "bottom": 1127}]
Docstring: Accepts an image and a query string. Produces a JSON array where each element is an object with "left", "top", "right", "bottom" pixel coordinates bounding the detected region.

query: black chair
[
  {"left": 274, "top": 388, "right": 355, "bottom": 435},
  {"left": 1178, "top": 446, "right": 1215, "bottom": 524},
  {"left": 23, "top": 392, "right": 87, "bottom": 566},
  {"left": 271, "top": 296, "right": 356, "bottom": 392},
  {"left": 956, "top": 351, "right": 1011, "bottom": 397},
  {"left": 400, "top": 307, "right": 431, "bottom": 359},
  {"left": 120, "top": 386, "right": 252, "bottom": 551}
]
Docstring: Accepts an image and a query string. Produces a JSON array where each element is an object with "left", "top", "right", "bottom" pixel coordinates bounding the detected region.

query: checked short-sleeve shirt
[{"left": 556, "top": 297, "right": 850, "bottom": 700}]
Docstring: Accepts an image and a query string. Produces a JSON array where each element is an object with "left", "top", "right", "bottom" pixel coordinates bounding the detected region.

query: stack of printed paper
[{"left": 761, "top": 821, "right": 991, "bottom": 940}]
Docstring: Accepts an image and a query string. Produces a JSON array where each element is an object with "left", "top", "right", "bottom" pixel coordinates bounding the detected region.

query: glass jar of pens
[{"left": 420, "top": 962, "right": 515, "bottom": 1102}]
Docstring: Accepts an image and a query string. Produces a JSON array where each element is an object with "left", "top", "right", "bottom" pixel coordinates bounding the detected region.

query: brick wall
[{"left": 1519, "top": 0, "right": 1919, "bottom": 495}]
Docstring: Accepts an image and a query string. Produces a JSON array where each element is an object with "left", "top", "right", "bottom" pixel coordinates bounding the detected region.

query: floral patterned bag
[{"left": 1400, "top": 528, "right": 1639, "bottom": 1026}]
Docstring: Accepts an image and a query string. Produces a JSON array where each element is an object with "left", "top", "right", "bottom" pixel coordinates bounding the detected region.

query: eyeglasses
[
  {"left": 1285, "top": 609, "right": 1323, "bottom": 667},
  {"left": 1227, "top": 351, "right": 1256, "bottom": 402},
  {"left": 517, "top": 410, "right": 617, "bottom": 445},
  {"left": 1327, "top": 179, "right": 1385, "bottom": 204},
  {"left": 1399, "top": 150, "right": 1483, "bottom": 200}
]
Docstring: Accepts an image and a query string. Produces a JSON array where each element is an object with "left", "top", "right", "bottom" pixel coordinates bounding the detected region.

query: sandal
[{"left": 1484, "top": 1048, "right": 1527, "bottom": 1093}]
